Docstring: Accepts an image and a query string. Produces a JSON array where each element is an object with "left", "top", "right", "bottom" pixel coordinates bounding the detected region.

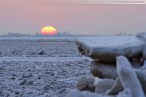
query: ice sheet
[
  {"left": 77, "top": 36, "right": 145, "bottom": 48},
  {"left": 0, "top": 57, "right": 89, "bottom": 62}
]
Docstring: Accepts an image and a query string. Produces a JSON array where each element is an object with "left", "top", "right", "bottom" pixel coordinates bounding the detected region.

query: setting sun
[{"left": 41, "top": 26, "right": 57, "bottom": 35}]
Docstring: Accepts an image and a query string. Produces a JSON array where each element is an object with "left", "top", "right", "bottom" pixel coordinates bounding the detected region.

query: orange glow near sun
[{"left": 41, "top": 26, "right": 57, "bottom": 35}]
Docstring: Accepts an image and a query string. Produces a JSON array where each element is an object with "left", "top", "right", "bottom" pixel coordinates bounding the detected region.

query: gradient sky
[{"left": 0, "top": 0, "right": 146, "bottom": 35}]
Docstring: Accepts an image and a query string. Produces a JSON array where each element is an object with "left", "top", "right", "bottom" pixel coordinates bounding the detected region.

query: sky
[{"left": 0, "top": 0, "right": 146, "bottom": 35}]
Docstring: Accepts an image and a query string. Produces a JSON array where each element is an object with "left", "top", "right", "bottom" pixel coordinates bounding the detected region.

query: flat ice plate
[
  {"left": 76, "top": 36, "right": 145, "bottom": 62},
  {"left": 77, "top": 36, "right": 144, "bottom": 48}
]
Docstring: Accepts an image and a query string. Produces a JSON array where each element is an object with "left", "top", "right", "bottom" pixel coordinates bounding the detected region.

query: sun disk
[{"left": 41, "top": 26, "right": 57, "bottom": 35}]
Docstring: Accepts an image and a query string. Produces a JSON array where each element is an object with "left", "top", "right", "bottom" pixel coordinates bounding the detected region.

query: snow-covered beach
[
  {"left": 1, "top": 36, "right": 146, "bottom": 97},
  {"left": 0, "top": 37, "right": 91, "bottom": 97}
]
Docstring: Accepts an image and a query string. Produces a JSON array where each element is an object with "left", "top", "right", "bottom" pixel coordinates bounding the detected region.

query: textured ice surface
[
  {"left": 76, "top": 36, "right": 145, "bottom": 62},
  {"left": 77, "top": 36, "right": 144, "bottom": 48},
  {"left": 0, "top": 37, "right": 77, "bottom": 42},
  {"left": 0, "top": 60, "right": 91, "bottom": 97},
  {"left": 0, "top": 41, "right": 80, "bottom": 57},
  {"left": 0, "top": 57, "right": 89, "bottom": 62},
  {"left": 0, "top": 40, "right": 91, "bottom": 97}
]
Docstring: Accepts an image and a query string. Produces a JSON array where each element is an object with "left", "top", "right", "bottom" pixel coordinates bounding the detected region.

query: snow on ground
[
  {"left": 0, "top": 37, "right": 77, "bottom": 42},
  {"left": 1, "top": 36, "right": 144, "bottom": 97},
  {"left": 0, "top": 41, "right": 80, "bottom": 57},
  {"left": 0, "top": 60, "right": 91, "bottom": 97},
  {"left": 0, "top": 57, "right": 90, "bottom": 62},
  {"left": 0, "top": 39, "right": 91, "bottom": 97}
]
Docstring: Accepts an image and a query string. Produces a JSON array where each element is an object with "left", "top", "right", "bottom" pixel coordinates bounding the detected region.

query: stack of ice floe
[{"left": 67, "top": 36, "right": 146, "bottom": 97}]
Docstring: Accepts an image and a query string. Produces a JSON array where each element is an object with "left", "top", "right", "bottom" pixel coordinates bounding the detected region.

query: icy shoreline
[
  {"left": 0, "top": 57, "right": 90, "bottom": 62},
  {"left": 0, "top": 41, "right": 91, "bottom": 97}
]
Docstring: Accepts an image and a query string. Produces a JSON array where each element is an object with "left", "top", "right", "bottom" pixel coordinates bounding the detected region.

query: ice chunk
[
  {"left": 76, "top": 36, "right": 145, "bottom": 62},
  {"left": 116, "top": 56, "right": 145, "bottom": 97}
]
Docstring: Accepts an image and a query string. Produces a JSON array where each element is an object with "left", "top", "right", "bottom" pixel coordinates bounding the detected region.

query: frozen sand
[
  {"left": 0, "top": 41, "right": 91, "bottom": 97},
  {"left": 0, "top": 60, "right": 91, "bottom": 97}
]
